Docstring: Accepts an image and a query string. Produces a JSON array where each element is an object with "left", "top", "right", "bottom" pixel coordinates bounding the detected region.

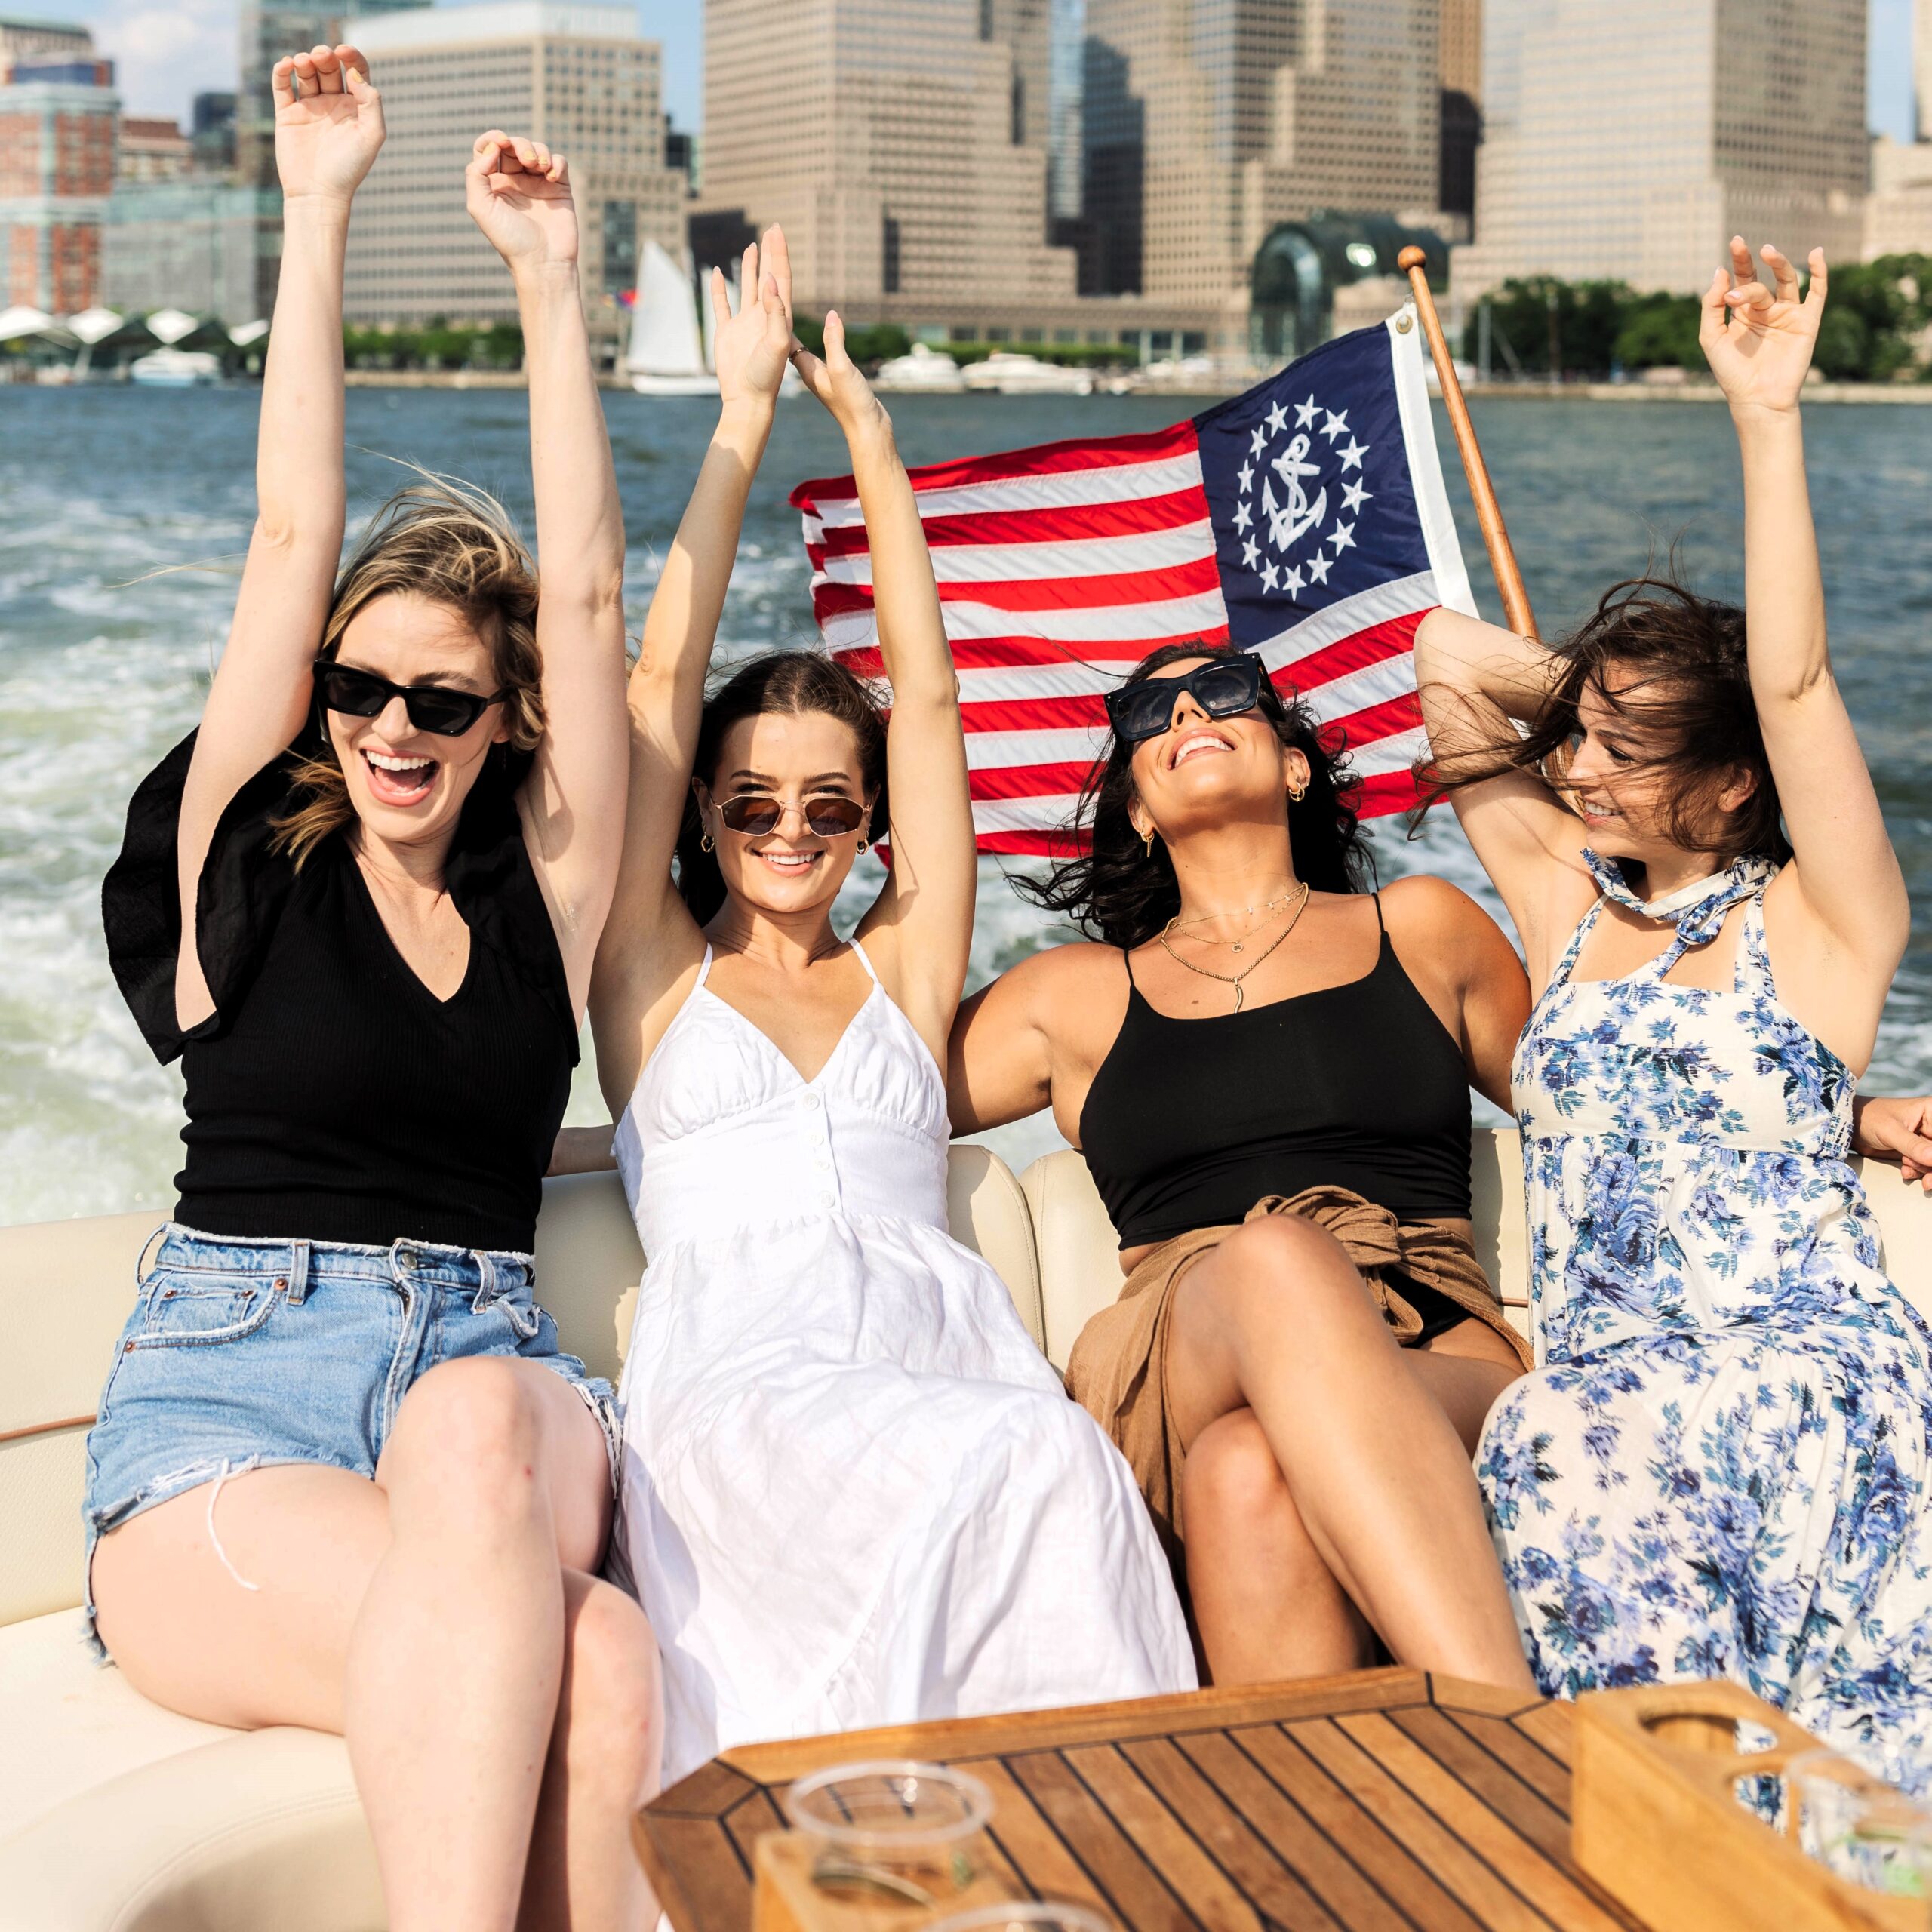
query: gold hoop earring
[
  {"left": 1287, "top": 777, "right": 1307, "bottom": 804},
  {"left": 700, "top": 832, "right": 715, "bottom": 854},
  {"left": 856, "top": 838, "right": 869, "bottom": 854}
]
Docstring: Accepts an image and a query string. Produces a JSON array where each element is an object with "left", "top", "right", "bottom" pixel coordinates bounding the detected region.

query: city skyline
[{"left": 11, "top": 0, "right": 1922, "bottom": 153}]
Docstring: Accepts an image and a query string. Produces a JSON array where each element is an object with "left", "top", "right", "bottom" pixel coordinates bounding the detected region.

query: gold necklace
[
  {"left": 1157, "top": 880, "right": 1312, "bottom": 1011},
  {"left": 1168, "top": 884, "right": 1303, "bottom": 954}
]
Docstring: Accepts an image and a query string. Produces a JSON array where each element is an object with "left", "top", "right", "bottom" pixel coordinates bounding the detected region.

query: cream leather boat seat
[{"left": 5, "top": 1135, "right": 1930, "bottom": 1929}]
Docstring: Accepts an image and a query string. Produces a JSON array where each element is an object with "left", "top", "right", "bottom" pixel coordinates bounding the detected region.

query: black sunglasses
[
  {"left": 314, "top": 660, "right": 507, "bottom": 737},
  {"left": 1104, "top": 656, "right": 1265, "bottom": 745},
  {"left": 718, "top": 793, "right": 869, "bottom": 838}
]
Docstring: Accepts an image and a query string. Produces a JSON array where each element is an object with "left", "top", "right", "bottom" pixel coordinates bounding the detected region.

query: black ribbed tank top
[
  {"left": 1078, "top": 896, "right": 1472, "bottom": 1251},
  {"left": 105, "top": 732, "right": 577, "bottom": 1254}
]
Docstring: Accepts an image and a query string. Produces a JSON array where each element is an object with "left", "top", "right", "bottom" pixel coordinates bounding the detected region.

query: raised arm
[
  {"left": 463, "top": 133, "right": 628, "bottom": 1018},
  {"left": 1411, "top": 608, "right": 1592, "bottom": 978},
  {"left": 586, "top": 232, "right": 795, "bottom": 1112},
  {"left": 174, "top": 45, "right": 383, "bottom": 1030},
  {"left": 792, "top": 314, "right": 976, "bottom": 1057},
  {"left": 1700, "top": 240, "right": 1907, "bottom": 1002}
]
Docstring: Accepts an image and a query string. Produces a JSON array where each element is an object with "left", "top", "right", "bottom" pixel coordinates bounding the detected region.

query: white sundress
[
  {"left": 611, "top": 941, "right": 1197, "bottom": 1786},
  {"left": 1478, "top": 851, "right": 1932, "bottom": 1792}
]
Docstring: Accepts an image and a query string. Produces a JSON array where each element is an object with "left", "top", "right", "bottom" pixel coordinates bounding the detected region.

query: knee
[
  {"left": 1202, "top": 1216, "right": 1370, "bottom": 1334},
  {"left": 386, "top": 1358, "right": 546, "bottom": 1513},
  {"left": 561, "top": 1585, "right": 663, "bottom": 1807},
  {"left": 1183, "top": 1411, "right": 1334, "bottom": 1601}
]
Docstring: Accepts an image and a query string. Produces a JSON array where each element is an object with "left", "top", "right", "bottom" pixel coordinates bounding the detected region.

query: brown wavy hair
[
  {"left": 1420, "top": 575, "right": 1791, "bottom": 865},
  {"left": 272, "top": 476, "right": 546, "bottom": 867},
  {"left": 1014, "top": 641, "right": 1372, "bottom": 949}
]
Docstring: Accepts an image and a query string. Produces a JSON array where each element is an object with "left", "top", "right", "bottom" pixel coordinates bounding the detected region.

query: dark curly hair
[
  {"left": 1420, "top": 575, "right": 1791, "bottom": 866},
  {"left": 1014, "top": 641, "right": 1374, "bottom": 950},
  {"left": 675, "top": 651, "right": 890, "bottom": 924}
]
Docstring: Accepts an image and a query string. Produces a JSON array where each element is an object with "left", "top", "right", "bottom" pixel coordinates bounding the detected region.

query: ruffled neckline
[{"left": 1583, "top": 848, "right": 1777, "bottom": 947}]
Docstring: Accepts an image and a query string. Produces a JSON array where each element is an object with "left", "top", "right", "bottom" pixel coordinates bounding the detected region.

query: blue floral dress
[{"left": 1478, "top": 850, "right": 1932, "bottom": 1792}]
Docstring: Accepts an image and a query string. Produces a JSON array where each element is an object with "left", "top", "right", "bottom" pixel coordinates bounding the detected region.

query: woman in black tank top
[
  {"left": 87, "top": 69, "right": 661, "bottom": 1927},
  {"left": 950, "top": 641, "right": 1537, "bottom": 1694}
]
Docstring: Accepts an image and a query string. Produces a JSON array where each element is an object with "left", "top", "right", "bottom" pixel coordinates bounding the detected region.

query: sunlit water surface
[{"left": 2, "top": 387, "right": 1927, "bottom": 1221}]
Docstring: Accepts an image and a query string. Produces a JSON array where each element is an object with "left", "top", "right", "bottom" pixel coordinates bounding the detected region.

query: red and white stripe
[{"left": 792, "top": 325, "right": 1469, "bottom": 857}]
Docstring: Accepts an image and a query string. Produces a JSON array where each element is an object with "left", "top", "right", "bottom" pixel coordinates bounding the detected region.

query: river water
[{"left": 2, "top": 386, "right": 1928, "bottom": 1223}]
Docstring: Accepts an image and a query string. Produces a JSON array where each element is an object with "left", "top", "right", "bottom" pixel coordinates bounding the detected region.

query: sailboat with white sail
[{"left": 627, "top": 241, "right": 714, "bottom": 396}]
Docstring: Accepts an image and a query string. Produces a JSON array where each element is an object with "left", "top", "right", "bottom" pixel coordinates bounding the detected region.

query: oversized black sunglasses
[
  {"left": 718, "top": 793, "right": 869, "bottom": 838},
  {"left": 314, "top": 660, "right": 507, "bottom": 737},
  {"left": 1104, "top": 655, "right": 1265, "bottom": 746}
]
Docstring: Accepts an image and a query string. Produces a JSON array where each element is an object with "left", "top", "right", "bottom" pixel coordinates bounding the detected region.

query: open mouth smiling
[
  {"left": 1168, "top": 727, "right": 1236, "bottom": 771},
  {"left": 362, "top": 749, "right": 438, "bottom": 806}
]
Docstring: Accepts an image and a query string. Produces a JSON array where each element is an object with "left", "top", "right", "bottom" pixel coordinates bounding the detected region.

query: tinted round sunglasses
[
  {"left": 314, "top": 659, "right": 507, "bottom": 737},
  {"left": 1104, "top": 655, "right": 1265, "bottom": 745},
  {"left": 716, "top": 793, "right": 869, "bottom": 838}
]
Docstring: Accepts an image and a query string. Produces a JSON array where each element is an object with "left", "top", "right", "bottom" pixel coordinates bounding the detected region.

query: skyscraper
[
  {"left": 1454, "top": 0, "right": 1867, "bottom": 299},
  {"left": 237, "top": 0, "right": 430, "bottom": 186},
  {"left": 1076, "top": 0, "right": 1443, "bottom": 306},
  {"left": 700, "top": 0, "right": 1079, "bottom": 318},
  {"left": 340, "top": 1, "right": 683, "bottom": 346},
  {"left": 0, "top": 26, "right": 117, "bottom": 312}
]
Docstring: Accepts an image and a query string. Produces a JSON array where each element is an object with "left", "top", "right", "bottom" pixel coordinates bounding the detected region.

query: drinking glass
[
  {"left": 1788, "top": 1750, "right": 1932, "bottom": 1903},
  {"left": 783, "top": 1759, "right": 995, "bottom": 1906}
]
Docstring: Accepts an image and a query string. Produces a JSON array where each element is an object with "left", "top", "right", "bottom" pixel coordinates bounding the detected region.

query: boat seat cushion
[{"left": 0, "top": 1611, "right": 377, "bottom": 1932}]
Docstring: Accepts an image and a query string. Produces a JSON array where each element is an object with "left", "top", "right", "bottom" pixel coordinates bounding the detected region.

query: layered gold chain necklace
[{"left": 1156, "top": 880, "right": 1312, "bottom": 1012}]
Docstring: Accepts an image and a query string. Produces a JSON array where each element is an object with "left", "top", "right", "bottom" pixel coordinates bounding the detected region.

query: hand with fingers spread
[
  {"left": 710, "top": 226, "right": 798, "bottom": 410},
  {"left": 1700, "top": 235, "right": 1827, "bottom": 414},
  {"left": 272, "top": 44, "right": 383, "bottom": 203},
  {"left": 466, "top": 131, "right": 578, "bottom": 276},
  {"left": 790, "top": 309, "right": 891, "bottom": 445}
]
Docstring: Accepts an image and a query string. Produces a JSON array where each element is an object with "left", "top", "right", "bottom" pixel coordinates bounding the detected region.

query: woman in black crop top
[
  {"left": 88, "top": 57, "right": 660, "bottom": 1929},
  {"left": 949, "top": 642, "right": 1539, "bottom": 1694}
]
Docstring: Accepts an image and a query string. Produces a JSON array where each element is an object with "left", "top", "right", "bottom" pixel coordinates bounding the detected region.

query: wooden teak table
[{"left": 635, "top": 1668, "right": 1644, "bottom": 1932}]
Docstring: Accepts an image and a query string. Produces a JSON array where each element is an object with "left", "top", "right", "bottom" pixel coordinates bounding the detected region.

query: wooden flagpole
[{"left": 1396, "top": 245, "right": 1540, "bottom": 640}]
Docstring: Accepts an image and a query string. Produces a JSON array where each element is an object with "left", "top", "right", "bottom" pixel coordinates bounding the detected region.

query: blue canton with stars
[{"left": 1192, "top": 322, "right": 1429, "bottom": 651}]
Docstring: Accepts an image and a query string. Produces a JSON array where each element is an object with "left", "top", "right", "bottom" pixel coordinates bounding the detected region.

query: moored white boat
[
  {"left": 872, "top": 342, "right": 967, "bottom": 392},
  {"left": 961, "top": 350, "right": 1094, "bottom": 396},
  {"left": 128, "top": 348, "right": 221, "bottom": 387}
]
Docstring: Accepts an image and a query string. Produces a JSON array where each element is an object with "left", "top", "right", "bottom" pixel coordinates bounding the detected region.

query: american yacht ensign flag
[{"left": 791, "top": 311, "right": 1477, "bottom": 857}]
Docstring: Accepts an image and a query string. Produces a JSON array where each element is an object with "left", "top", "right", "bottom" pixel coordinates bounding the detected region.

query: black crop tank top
[
  {"left": 1078, "top": 896, "right": 1472, "bottom": 1251},
  {"left": 103, "top": 732, "right": 578, "bottom": 1254}
]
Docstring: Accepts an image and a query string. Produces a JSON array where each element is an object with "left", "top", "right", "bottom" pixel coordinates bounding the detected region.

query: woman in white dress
[{"left": 583, "top": 231, "right": 1196, "bottom": 1783}]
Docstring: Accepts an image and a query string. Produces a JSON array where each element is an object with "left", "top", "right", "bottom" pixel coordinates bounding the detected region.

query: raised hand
[
  {"left": 710, "top": 226, "right": 797, "bottom": 408},
  {"left": 466, "top": 132, "right": 577, "bottom": 275},
  {"left": 790, "top": 310, "right": 891, "bottom": 445},
  {"left": 1700, "top": 236, "right": 1826, "bottom": 414},
  {"left": 272, "top": 45, "right": 383, "bottom": 203}
]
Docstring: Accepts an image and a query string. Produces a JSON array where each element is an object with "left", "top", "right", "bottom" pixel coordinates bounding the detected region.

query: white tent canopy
[
  {"left": 66, "top": 306, "right": 124, "bottom": 345},
  {"left": 0, "top": 306, "right": 56, "bottom": 343},
  {"left": 145, "top": 308, "right": 198, "bottom": 345}
]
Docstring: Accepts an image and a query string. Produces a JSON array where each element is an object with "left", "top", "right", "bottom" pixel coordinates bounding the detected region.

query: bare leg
[
  {"left": 347, "top": 1358, "right": 617, "bottom": 1931},
  {"left": 520, "top": 1571, "right": 663, "bottom": 1932},
  {"left": 1181, "top": 1408, "right": 1372, "bottom": 1684},
  {"left": 91, "top": 1360, "right": 660, "bottom": 1932},
  {"left": 1166, "top": 1214, "right": 1535, "bottom": 1693}
]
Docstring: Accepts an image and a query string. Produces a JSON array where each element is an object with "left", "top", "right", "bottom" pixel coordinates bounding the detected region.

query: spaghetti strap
[
  {"left": 848, "top": 937, "right": 881, "bottom": 984},
  {"left": 1121, "top": 946, "right": 1140, "bottom": 993},
  {"left": 1371, "top": 891, "right": 1385, "bottom": 935},
  {"left": 694, "top": 944, "right": 715, "bottom": 989}
]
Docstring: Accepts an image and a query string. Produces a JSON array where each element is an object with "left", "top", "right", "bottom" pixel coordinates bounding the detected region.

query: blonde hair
[{"left": 272, "top": 476, "right": 545, "bottom": 867}]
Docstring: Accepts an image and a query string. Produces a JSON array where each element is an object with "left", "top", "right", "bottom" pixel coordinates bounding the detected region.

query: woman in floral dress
[{"left": 1413, "top": 238, "right": 1932, "bottom": 1789}]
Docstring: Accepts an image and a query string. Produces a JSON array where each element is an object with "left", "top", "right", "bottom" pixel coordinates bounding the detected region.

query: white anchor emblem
[
  {"left": 1262, "top": 434, "right": 1326, "bottom": 553},
  {"left": 1234, "top": 392, "right": 1372, "bottom": 595}
]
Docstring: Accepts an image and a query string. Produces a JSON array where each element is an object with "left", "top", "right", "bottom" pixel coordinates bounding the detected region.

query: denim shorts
[{"left": 82, "top": 1224, "right": 620, "bottom": 1658}]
